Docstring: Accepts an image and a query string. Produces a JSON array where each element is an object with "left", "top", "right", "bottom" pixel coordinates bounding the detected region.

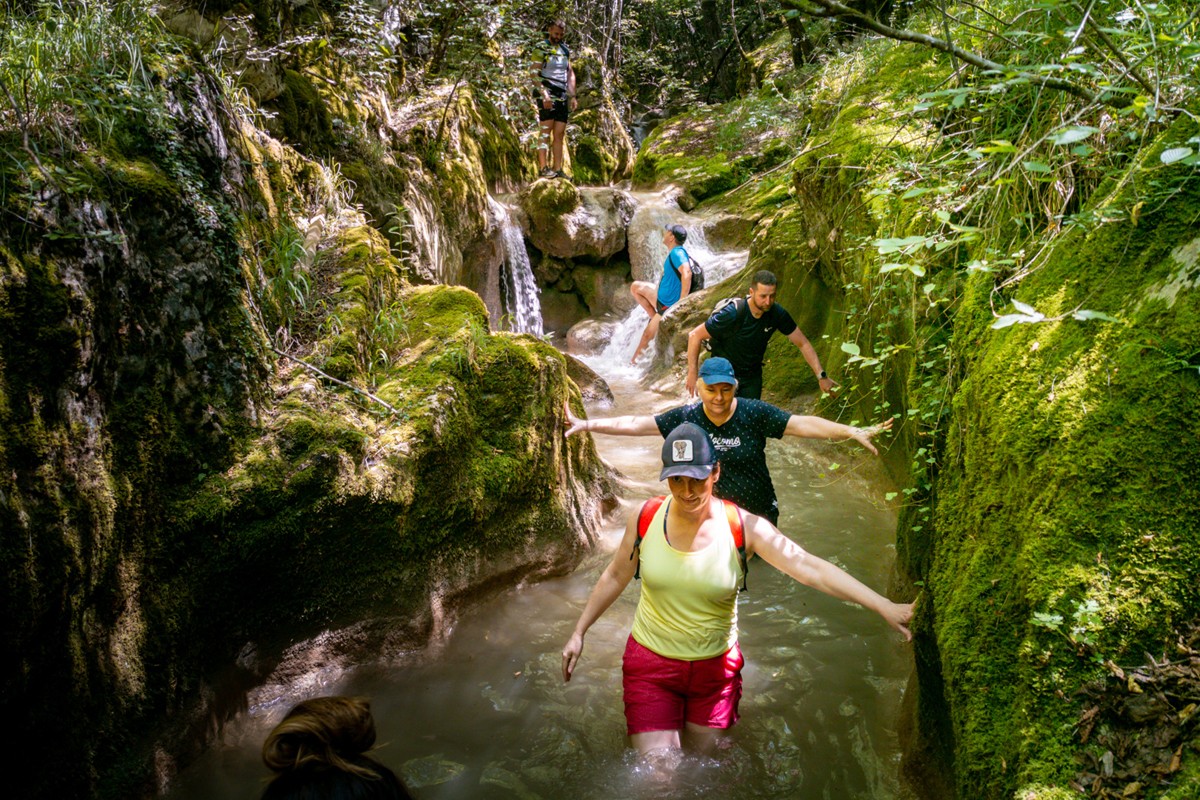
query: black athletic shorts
[{"left": 537, "top": 91, "right": 569, "bottom": 123}]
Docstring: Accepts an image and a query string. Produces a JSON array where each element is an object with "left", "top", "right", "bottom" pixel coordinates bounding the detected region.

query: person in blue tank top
[
  {"left": 560, "top": 423, "right": 913, "bottom": 769},
  {"left": 629, "top": 224, "right": 693, "bottom": 364},
  {"left": 564, "top": 357, "right": 891, "bottom": 524}
]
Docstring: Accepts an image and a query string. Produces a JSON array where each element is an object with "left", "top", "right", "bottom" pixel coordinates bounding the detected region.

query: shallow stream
[{"left": 167, "top": 197, "right": 912, "bottom": 800}]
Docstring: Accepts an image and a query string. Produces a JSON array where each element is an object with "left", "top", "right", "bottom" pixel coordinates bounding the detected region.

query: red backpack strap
[
  {"left": 632, "top": 495, "right": 667, "bottom": 580},
  {"left": 722, "top": 500, "right": 748, "bottom": 592}
]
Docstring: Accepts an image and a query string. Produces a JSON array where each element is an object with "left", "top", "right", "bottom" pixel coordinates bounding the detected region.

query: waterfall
[
  {"left": 489, "top": 196, "right": 544, "bottom": 337},
  {"left": 587, "top": 190, "right": 749, "bottom": 376}
]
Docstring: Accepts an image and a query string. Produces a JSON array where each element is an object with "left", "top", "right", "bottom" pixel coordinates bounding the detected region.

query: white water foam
[{"left": 489, "top": 196, "right": 544, "bottom": 337}]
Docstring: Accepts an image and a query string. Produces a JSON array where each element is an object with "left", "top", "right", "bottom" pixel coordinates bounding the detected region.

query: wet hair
[
  {"left": 261, "top": 696, "right": 413, "bottom": 800},
  {"left": 751, "top": 270, "right": 777, "bottom": 288}
]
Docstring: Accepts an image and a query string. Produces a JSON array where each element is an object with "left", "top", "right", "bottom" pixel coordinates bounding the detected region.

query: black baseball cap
[
  {"left": 660, "top": 423, "right": 717, "bottom": 480},
  {"left": 664, "top": 223, "right": 688, "bottom": 244}
]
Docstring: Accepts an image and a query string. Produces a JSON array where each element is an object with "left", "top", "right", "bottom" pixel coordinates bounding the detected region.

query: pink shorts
[{"left": 622, "top": 635, "right": 744, "bottom": 735}]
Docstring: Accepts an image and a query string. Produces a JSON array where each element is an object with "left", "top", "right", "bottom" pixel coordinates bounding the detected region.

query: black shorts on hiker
[{"left": 538, "top": 96, "right": 569, "bottom": 123}]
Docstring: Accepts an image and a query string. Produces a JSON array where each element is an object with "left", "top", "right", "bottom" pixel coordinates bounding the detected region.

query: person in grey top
[{"left": 530, "top": 20, "right": 577, "bottom": 179}]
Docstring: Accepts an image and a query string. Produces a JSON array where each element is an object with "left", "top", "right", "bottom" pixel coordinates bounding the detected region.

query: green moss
[
  {"left": 913, "top": 114, "right": 1200, "bottom": 798},
  {"left": 268, "top": 69, "right": 335, "bottom": 154},
  {"left": 571, "top": 131, "right": 618, "bottom": 186}
]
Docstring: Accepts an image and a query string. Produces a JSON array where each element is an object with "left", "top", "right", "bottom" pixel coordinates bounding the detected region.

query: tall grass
[{"left": 0, "top": 0, "right": 179, "bottom": 159}]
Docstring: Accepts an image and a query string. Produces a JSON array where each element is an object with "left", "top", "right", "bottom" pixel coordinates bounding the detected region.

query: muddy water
[
  {"left": 167, "top": 370, "right": 910, "bottom": 800},
  {"left": 167, "top": 191, "right": 911, "bottom": 800}
]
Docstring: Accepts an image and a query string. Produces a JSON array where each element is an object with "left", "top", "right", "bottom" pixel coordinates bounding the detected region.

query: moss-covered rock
[
  {"left": 632, "top": 89, "right": 805, "bottom": 208},
  {"left": 906, "top": 113, "right": 1200, "bottom": 799},
  {"left": 519, "top": 183, "right": 635, "bottom": 261},
  {"left": 567, "top": 48, "right": 636, "bottom": 185},
  {"left": 0, "top": 28, "right": 613, "bottom": 800}
]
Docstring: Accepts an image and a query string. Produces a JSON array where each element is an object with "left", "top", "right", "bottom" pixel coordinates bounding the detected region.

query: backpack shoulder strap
[
  {"left": 632, "top": 495, "right": 667, "bottom": 580},
  {"left": 722, "top": 500, "right": 749, "bottom": 592}
]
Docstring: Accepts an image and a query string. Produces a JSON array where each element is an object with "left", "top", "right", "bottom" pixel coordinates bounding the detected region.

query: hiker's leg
[
  {"left": 631, "top": 313, "right": 661, "bottom": 363},
  {"left": 630, "top": 281, "right": 658, "bottom": 317},
  {"left": 551, "top": 121, "right": 567, "bottom": 171},
  {"left": 538, "top": 118, "right": 554, "bottom": 171}
]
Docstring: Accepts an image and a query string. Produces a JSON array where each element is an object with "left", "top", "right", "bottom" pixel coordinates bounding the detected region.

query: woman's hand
[
  {"left": 849, "top": 417, "right": 894, "bottom": 455},
  {"left": 562, "top": 632, "right": 584, "bottom": 681},
  {"left": 881, "top": 601, "right": 913, "bottom": 641},
  {"left": 564, "top": 401, "right": 588, "bottom": 437}
]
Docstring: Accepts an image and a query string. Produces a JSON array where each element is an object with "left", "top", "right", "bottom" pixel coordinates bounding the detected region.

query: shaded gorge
[{"left": 168, "top": 353, "right": 912, "bottom": 799}]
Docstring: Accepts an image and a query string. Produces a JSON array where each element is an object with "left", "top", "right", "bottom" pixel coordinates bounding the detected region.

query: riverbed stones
[{"left": 565, "top": 319, "right": 617, "bottom": 356}]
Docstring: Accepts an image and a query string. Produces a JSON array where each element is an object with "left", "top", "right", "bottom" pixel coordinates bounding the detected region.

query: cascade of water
[
  {"left": 586, "top": 190, "right": 749, "bottom": 378},
  {"left": 489, "top": 196, "right": 544, "bottom": 337}
]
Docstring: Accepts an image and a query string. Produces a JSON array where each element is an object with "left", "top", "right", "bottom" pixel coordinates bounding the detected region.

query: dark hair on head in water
[{"left": 261, "top": 696, "right": 414, "bottom": 800}]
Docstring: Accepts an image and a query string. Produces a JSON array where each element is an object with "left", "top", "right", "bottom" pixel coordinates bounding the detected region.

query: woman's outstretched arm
[
  {"left": 564, "top": 400, "right": 662, "bottom": 437},
  {"left": 745, "top": 513, "right": 912, "bottom": 640},
  {"left": 562, "top": 513, "right": 641, "bottom": 681}
]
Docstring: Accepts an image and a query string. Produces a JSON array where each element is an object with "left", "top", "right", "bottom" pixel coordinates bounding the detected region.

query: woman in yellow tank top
[{"left": 561, "top": 423, "right": 914, "bottom": 762}]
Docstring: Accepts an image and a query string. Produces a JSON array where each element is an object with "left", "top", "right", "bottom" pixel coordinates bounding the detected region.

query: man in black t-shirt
[{"left": 686, "top": 270, "right": 838, "bottom": 400}]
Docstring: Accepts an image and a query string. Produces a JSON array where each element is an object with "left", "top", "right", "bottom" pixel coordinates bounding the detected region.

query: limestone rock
[
  {"left": 564, "top": 354, "right": 614, "bottom": 408},
  {"left": 572, "top": 264, "right": 631, "bottom": 315},
  {"left": 520, "top": 183, "right": 636, "bottom": 261},
  {"left": 539, "top": 288, "right": 590, "bottom": 337},
  {"left": 565, "top": 318, "right": 617, "bottom": 356}
]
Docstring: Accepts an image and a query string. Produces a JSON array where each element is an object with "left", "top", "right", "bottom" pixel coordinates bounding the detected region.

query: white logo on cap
[{"left": 673, "top": 440, "right": 694, "bottom": 462}]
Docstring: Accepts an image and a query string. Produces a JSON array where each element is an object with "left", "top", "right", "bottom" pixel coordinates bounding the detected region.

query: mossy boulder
[
  {"left": 519, "top": 183, "right": 636, "bottom": 260},
  {"left": 567, "top": 48, "right": 636, "bottom": 185},
  {"left": 0, "top": 44, "right": 613, "bottom": 800},
  {"left": 904, "top": 114, "right": 1200, "bottom": 799}
]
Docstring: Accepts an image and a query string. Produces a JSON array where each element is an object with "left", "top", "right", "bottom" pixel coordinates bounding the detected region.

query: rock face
[
  {"left": 519, "top": 181, "right": 637, "bottom": 260},
  {"left": 568, "top": 48, "right": 637, "bottom": 186},
  {"left": 0, "top": 43, "right": 614, "bottom": 800}
]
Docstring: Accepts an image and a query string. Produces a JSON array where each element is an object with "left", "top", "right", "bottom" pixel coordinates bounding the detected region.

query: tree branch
[{"left": 783, "top": 0, "right": 1103, "bottom": 105}]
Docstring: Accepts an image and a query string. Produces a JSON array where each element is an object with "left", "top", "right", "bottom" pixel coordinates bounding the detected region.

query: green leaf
[
  {"left": 1012, "top": 299, "right": 1039, "bottom": 316},
  {"left": 1072, "top": 309, "right": 1119, "bottom": 322},
  {"left": 1049, "top": 125, "right": 1099, "bottom": 145},
  {"left": 1071, "top": 144, "right": 1095, "bottom": 157},
  {"left": 992, "top": 314, "right": 1029, "bottom": 329},
  {"left": 1031, "top": 612, "right": 1064, "bottom": 629},
  {"left": 1161, "top": 146, "right": 1194, "bottom": 164},
  {"left": 901, "top": 187, "right": 931, "bottom": 199},
  {"left": 1022, "top": 161, "right": 1052, "bottom": 173},
  {"left": 840, "top": 342, "right": 861, "bottom": 357},
  {"left": 885, "top": 492, "right": 898, "bottom": 501}
]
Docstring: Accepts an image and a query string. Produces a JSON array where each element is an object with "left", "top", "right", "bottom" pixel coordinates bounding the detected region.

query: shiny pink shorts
[{"left": 621, "top": 635, "right": 744, "bottom": 735}]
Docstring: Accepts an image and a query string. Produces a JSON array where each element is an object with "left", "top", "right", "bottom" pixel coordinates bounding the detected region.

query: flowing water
[
  {"left": 601, "top": 190, "right": 748, "bottom": 367},
  {"left": 490, "top": 196, "right": 544, "bottom": 336},
  {"left": 167, "top": 194, "right": 912, "bottom": 800}
]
